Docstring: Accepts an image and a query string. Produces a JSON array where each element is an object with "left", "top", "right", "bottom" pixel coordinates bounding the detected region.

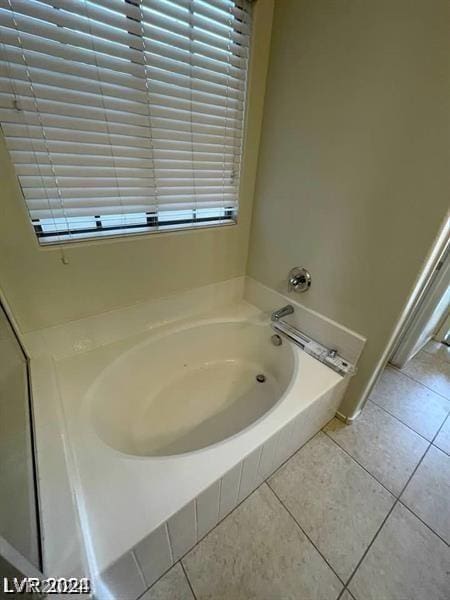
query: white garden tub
[
  {"left": 91, "top": 320, "right": 294, "bottom": 457},
  {"left": 49, "top": 302, "right": 347, "bottom": 597}
]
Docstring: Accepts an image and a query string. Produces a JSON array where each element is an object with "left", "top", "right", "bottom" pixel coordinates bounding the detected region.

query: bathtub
[
  {"left": 45, "top": 302, "right": 347, "bottom": 598},
  {"left": 91, "top": 320, "right": 295, "bottom": 458}
]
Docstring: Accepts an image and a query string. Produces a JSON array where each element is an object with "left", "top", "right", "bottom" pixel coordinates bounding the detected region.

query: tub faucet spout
[{"left": 271, "top": 305, "right": 294, "bottom": 321}]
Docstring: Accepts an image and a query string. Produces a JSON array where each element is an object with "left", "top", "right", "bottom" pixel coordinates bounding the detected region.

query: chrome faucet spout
[{"left": 271, "top": 304, "right": 294, "bottom": 322}]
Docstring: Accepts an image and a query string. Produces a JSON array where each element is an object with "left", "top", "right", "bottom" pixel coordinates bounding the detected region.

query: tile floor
[{"left": 140, "top": 341, "right": 450, "bottom": 600}]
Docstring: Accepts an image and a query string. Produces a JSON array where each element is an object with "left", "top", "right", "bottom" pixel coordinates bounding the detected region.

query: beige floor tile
[
  {"left": 349, "top": 503, "right": 450, "bottom": 600},
  {"left": 423, "top": 340, "right": 450, "bottom": 363},
  {"left": 434, "top": 415, "right": 450, "bottom": 454},
  {"left": 141, "top": 564, "right": 194, "bottom": 600},
  {"left": 401, "top": 445, "right": 450, "bottom": 543},
  {"left": 370, "top": 367, "right": 450, "bottom": 440},
  {"left": 324, "top": 402, "right": 429, "bottom": 496},
  {"left": 269, "top": 432, "right": 394, "bottom": 581},
  {"left": 340, "top": 591, "right": 355, "bottom": 600},
  {"left": 182, "top": 483, "right": 342, "bottom": 600},
  {"left": 401, "top": 350, "right": 450, "bottom": 399}
]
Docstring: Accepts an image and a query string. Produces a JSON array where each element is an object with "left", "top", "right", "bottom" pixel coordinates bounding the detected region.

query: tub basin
[{"left": 90, "top": 321, "right": 295, "bottom": 456}]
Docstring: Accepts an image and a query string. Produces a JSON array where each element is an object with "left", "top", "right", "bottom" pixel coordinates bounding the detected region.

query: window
[{"left": 0, "top": 0, "right": 251, "bottom": 243}]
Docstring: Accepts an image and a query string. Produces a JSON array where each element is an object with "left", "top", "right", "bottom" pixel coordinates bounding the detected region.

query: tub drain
[{"left": 256, "top": 373, "right": 266, "bottom": 383}]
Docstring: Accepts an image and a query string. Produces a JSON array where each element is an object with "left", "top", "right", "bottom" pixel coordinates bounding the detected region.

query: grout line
[
  {"left": 322, "top": 429, "right": 403, "bottom": 499},
  {"left": 267, "top": 482, "right": 346, "bottom": 588},
  {"left": 235, "top": 460, "right": 244, "bottom": 506},
  {"left": 267, "top": 416, "right": 337, "bottom": 483},
  {"left": 165, "top": 521, "right": 174, "bottom": 565},
  {"left": 135, "top": 426, "right": 329, "bottom": 596},
  {"left": 180, "top": 560, "right": 198, "bottom": 600},
  {"left": 366, "top": 366, "right": 450, "bottom": 447},
  {"left": 336, "top": 587, "right": 353, "bottom": 600},
  {"left": 430, "top": 410, "right": 450, "bottom": 444},
  {"left": 269, "top": 429, "right": 283, "bottom": 475},
  {"left": 194, "top": 497, "right": 199, "bottom": 544},
  {"left": 280, "top": 419, "right": 295, "bottom": 459},
  {"left": 389, "top": 363, "right": 450, "bottom": 402},
  {"left": 367, "top": 398, "right": 445, "bottom": 443},
  {"left": 139, "top": 478, "right": 269, "bottom": 596},
  {"left": 431, "top": 439, "right": 449, "bottom": 455},
  {"left": 343, "top": 432, "right": 435, "bottom": 590},
  {"left": 391, "top": 420, "right": 450, "bottom": 545},
  {"left": 343, "top": 496, "right": 399, "bottom": 589},
  {"left": 217, "top": 477, "right": 223, "bottom": 521},
  {"left": 397, "top": 497, "right": 449, "bottom": 546},
  {"left": 427, "top": 409, "right": 450, "bottom": 455},
  {"left": 254, "top": 443, "right": 264, "bottom": 483},
  {"left": 131, "top": 550, "right": 146, "bottom": 590}
]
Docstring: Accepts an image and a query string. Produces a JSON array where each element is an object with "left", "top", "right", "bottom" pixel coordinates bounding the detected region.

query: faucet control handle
[{"left": 288, "top": 267, "right": 312, "bottom": 293}]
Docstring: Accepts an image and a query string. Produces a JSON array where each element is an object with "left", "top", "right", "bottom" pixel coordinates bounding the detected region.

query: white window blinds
[{"left": 0, "top": 0, "right": 251, "bottom": 243}]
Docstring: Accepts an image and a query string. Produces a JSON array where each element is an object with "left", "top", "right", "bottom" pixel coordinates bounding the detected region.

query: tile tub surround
[
  {"left": 99, "top": 380, "right": 346, "bottom": 596},
  {"left": 29, "top": 311, "right": 355, "bottom": 595},
  {"left": 26, "top": 276, "right": 365, "bottom": 594}
]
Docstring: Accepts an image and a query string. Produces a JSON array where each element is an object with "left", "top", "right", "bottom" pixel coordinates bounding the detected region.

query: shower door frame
[{"left": 0, "top": 298, "right": 44, "bottom": 579}]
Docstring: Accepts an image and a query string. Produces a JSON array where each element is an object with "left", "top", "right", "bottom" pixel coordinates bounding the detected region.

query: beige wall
[
  {"left": 0, "top": 1, "right": 274, "bottom": 333},
  {"left": 247, "top": 0, "right": 450, "bottom": 417}
]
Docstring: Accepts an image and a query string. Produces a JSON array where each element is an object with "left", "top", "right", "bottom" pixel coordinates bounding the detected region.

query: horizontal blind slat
[
  {"left": 160, "top": 0, "right": 251, "bottom": 28},
  {"left": 140, "top": 10, "right": 249, "bottom": 57},
  {"left": 25, "top": 186, "right": 239, "bottom": 202},
  {"left": 5, "top": 138, "right": 241, "bottom": 163},
  {"left": 0, "top": 24, "right": 246, "bottom": 89},
  {"left": 29, "top": 199, "right": 237, "bottom": 219},
  {"left": 9, "top": 152, "right": 238, "bottom": 172},
  {"left": 2, "top": 1, "right": 145, "bottom": 48},
  {"left": 0, "top": 0, "right": 250, "bottom": 240},
  {"left": 0, "top": 6, "right": 248, "bottom": 67},
  {"left": 0, "top": 64, "right": 245, "bottom": 111},
  {"left": 3, "top": 124, "right": 241, "bottom": 156},
  {"left": 2, "top": 45, "right": 246, "bottom": 101},
  {"left": 0, "top": 109, "right": 242, "bottom": 147},
  {"left": 0, "top": 10, "right": 146, "bottom": 63},
  {"left": 0, "top": 78, "right": 243, "bottom": 120},
  {"left": 38, "top": 0, "right": 142, "bottom": 31},
  {"left": 26, "top": 185, "right": 238, "bottom": 204},
  {"left": 0, "top": 94, "right": 244, "bottom": 134}
]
